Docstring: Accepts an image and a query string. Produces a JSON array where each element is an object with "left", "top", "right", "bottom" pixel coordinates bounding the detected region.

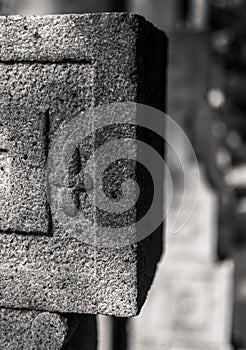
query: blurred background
[{"left": 2, "top": 1, "right": 246, "bottom": 350}]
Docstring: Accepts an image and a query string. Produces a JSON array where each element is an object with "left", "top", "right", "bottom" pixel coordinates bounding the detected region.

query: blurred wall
[
  {"left": 128, "top": 0, "right": 209, "bottom": 32},
  {"left": 9, "top": 0, "right": 125, "bottom": 15}
]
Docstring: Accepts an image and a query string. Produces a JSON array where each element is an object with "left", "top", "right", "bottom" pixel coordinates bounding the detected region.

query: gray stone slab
[
  {"left": 0, "top": 13, "right": 167, "bottom": 316},
  {"left": 0, "top": 62, "right": 94, "bottom": 234},
  {"left": 0, "top": 308, "right": 90, "bottom": 350},
  {"left": 0, "top": 308, "right": 40, "bottom": 350}
]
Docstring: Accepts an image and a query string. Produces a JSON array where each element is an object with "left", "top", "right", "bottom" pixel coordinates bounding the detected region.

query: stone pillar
[{"left": 0, "top": 13, "right": 167, "bottom": 348}]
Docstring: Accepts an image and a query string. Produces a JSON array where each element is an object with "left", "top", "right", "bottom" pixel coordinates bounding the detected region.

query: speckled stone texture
[
  {"left": 0, "top": 308, "right": 96, "bottom": 350},
  {"left": 0, "top": 14, "right": 167, "bottom": 316}
]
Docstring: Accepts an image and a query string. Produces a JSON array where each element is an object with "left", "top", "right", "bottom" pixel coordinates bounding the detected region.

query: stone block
[
  {"left": 0, "top": 308, "right": 40, "bottom": 350},
  {"left": 0, "top": 14, "right": 167, "bottom": 316},
  {"left": 0, "top": 308, "right": 96, "bottom": 350}
]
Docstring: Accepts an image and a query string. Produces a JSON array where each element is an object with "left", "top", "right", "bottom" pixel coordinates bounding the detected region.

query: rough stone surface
[
  {"left": 0, "top": 63, "right": 94, "bottom": 234},
  {"left": 31, "top": 312, "right": 67, "bottom": 350},
  {"left": 0, "top": 308, "right": 39, "bottom": 349},
  {"left": 0, "top": 13, "right": 167, "bottom": 316},
  {"left": 0, "top": 308, "right": 94, "bottom": 350}
]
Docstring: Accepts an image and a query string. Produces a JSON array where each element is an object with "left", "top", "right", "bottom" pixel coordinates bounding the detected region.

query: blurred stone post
[{"left": 128, "top": 2, "right": 234, "bottom": 350}]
